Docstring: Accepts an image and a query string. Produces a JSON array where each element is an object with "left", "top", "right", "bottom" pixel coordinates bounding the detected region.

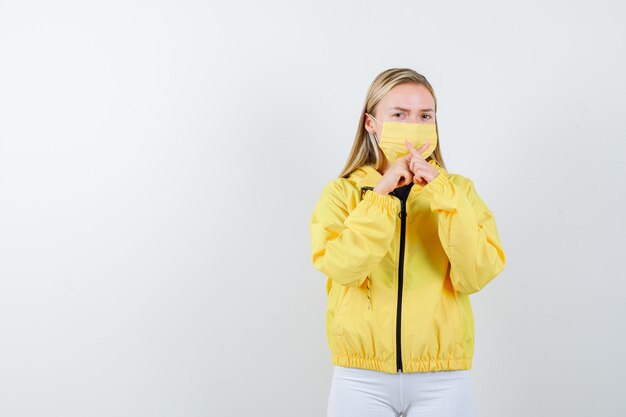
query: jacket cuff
[
  {"left": 363, "top": 189, "right": 398, "bottom": 212},
  {"left": 420, "top": 171, "right": 452, "bottom": 199}
]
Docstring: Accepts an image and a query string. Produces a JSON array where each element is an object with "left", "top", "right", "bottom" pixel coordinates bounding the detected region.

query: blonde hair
[{"left": 339, "top": 68, "right": 447, "bottom": 178}]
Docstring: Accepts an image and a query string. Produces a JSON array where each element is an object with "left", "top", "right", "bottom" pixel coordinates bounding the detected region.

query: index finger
[
  {"left": 406, "top": 140, "right": 429, "bottom": 157},
  {"left": 405, "top": 140, "right": 421, "bottom": 157}
]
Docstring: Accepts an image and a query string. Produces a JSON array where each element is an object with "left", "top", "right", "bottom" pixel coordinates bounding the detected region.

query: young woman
[{"left": 309, "top": 68, "right": 507, "bottom": 417}]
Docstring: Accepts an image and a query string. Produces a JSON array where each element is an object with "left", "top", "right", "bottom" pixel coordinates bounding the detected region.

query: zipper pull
[
  {"left": 398, "top": 199, "right": 407, "bottom": 219},
  {"left": 360, "top": 186, "right": 374, "bottom": 199}
]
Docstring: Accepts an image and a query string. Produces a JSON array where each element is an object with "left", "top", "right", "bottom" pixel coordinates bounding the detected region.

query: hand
[
  {"left": 406, "top": 140, "right": 439, "bottom": 186},
  {"left": 372, "top": 153, "right": 414, "bottom": 195}
]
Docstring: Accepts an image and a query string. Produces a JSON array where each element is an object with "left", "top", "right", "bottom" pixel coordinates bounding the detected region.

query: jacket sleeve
[
  {"left": 309, "top": 179, "right": 398, "bottom": 287},
  {"left": 420, "top": 168, "right": 506, "bottom": 295}
]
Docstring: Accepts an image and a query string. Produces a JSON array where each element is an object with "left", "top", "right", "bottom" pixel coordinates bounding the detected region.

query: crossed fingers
[{"left": 405, "top": 140, "right": 438, "bottom": 185}]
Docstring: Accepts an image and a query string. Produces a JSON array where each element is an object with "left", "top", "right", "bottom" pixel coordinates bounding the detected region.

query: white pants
[{"left": 327, "top": 365, "right": 477, "bottom": 417}]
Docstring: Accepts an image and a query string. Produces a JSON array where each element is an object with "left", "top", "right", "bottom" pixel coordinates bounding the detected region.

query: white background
[{"left": 1, "top": 1, "right": 625, "bottom": 416}]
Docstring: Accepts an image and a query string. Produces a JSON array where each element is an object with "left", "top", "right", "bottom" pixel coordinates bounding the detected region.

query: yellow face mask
[{"left": 367, "top": 113, "right": 438, "bottom": 163}]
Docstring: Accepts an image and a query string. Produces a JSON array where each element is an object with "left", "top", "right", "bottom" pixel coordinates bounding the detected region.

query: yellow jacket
[{"left": 309, "top": 159, "right": 506, "bottom": 373}]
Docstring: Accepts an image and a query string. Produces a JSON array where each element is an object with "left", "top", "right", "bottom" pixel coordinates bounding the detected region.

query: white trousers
[{"left": 327, "top": 365, "right": 477, "bottom": 417}]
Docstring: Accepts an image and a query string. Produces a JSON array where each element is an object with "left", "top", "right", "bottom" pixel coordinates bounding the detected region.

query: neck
[{"left": 378, "top": 158, "right": 390, "bottom": 176}]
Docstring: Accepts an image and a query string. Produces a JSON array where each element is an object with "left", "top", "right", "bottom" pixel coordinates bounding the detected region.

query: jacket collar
[{"left": 350, "top": 164, "right": 383, "bottom": 189}]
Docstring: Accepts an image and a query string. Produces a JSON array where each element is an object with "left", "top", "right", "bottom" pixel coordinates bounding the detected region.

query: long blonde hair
[{"left": 339, "top": 68, "right": 447, "bottom": 178}]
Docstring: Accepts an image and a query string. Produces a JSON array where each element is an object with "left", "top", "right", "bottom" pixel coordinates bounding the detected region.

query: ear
[{"left": 364, "top": 113, "right": 376, "bottom": 134}]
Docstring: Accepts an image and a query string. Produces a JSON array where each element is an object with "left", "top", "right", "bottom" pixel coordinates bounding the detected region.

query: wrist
[{"left": 372, "top": 186, "right": 388, "bottom": 195}]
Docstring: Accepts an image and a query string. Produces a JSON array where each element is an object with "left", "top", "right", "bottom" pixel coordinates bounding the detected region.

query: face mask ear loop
[
  {"left": 366, "top": 113, "right": 382, "bottom": 126},
  {"left": 367, "top": 114, "right": 383, "bottom": 143},
  {"left": 367, "top": 131, "right": 381, "bottom": 167}
]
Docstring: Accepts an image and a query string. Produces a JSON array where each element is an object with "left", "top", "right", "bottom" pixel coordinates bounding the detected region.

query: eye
[
  {"left": 393, "top": 112, "right": 405, "bottom": 118},
  {"left": 422, "top": 114, "right": 432, "bottom": 120}
]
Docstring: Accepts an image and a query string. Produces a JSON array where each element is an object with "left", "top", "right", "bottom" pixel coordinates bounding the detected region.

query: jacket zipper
[
  {"left": 392, "top": 191, "right": 408, "bottom": 373},
  {"left": 361, "top": 186, "right": 409, "bottom": 373}
]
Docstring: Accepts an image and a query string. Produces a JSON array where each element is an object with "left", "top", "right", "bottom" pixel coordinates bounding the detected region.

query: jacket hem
[{"left": 332, "top": 353, "right": 472, "bottom": 374}]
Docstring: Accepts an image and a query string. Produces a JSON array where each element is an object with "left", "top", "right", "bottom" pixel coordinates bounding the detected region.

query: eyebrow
[{"left": 388, "top": 106, "right": 434, "bottom": 113}]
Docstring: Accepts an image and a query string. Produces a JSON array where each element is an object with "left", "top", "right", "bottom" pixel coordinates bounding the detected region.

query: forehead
[{"left": 378, "top": 83, "right": 435, "bottom": 112}]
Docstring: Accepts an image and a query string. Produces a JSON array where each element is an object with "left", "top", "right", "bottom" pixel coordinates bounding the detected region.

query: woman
[{"left": 309, "top": 68, "right": 506, "bottom": 417}]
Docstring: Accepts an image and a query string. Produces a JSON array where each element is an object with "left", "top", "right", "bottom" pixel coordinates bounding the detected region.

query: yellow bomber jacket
[{"left": 309, "top": 159, "right": 506, "bottom": 374}]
